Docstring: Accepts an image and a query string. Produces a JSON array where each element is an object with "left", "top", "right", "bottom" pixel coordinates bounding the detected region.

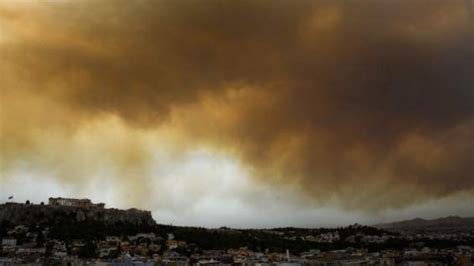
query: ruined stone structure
[{"left": 48, "top": 197, "right": 105, "bottom": 209}]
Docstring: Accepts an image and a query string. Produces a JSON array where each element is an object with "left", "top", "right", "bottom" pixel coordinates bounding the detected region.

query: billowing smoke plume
[{"left": 1, "top": 0, "right": 473, "bottom": 210}]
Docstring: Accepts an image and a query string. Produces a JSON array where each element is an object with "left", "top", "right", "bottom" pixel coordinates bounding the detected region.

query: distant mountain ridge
[{"left": 374, "top": 216, "right": 474, "bottom": 231}]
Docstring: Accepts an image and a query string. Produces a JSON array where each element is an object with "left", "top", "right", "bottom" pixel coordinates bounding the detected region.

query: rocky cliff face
[{"left": 0, "top": 203, "right": 156, "bottom": 226}]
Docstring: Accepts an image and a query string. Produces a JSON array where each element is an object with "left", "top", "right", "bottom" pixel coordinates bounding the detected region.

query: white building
[{"left": 1, "top": 238, "right": 17, "bottom": 247}]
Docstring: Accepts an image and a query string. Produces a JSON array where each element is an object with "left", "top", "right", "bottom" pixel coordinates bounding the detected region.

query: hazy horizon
[{"left": 1, "top": 193, "right": 474, "bottom": 229}]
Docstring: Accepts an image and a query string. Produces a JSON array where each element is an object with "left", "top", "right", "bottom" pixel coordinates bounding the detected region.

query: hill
[
  {"left": 374, "top": 216, "right": 474, "bottom": 232},
  {"left": 0, "top": 202, "right": 156, "bottom": 227}
]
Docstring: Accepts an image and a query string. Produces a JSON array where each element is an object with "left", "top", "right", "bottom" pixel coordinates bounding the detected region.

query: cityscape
[
  {"left": 1, "top": 198, "right": 473, "bottom": 265},
  {"left": 1, "top": 0, "right": 473, "bottom": 265}
]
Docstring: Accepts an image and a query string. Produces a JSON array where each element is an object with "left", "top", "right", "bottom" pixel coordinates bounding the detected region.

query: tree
[
  {"left": 25, "top": 200, "right": 30, "bottom": 205},
  {"left": 78, "top": 241, "right": 97, "bottom": 258},
  {"left": 36, "top": 231, "right": 45, "bottom": 247}
]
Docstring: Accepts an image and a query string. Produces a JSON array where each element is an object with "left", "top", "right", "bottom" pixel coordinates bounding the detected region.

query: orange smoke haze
[{"left": 1, "top": 0, "right": 473, "bottom": 214}]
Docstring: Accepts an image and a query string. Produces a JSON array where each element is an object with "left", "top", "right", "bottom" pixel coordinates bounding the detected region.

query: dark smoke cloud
[{"left": 1, "top": 0, "right": 473, "bottom": 209}]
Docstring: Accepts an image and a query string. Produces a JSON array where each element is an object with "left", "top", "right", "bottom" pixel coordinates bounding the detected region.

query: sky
[{"left": 0, "top": 0, "right": 473, "bottom": 228}]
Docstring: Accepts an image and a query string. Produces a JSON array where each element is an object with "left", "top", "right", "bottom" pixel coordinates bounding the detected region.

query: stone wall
[{"left": 0, "top": 202, "right": 156, "bottom": 226}]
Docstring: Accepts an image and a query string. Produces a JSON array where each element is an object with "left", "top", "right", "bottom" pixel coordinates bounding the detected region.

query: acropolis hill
[{"left": 0, "top": 197, "right": 156, "bottom": 226}]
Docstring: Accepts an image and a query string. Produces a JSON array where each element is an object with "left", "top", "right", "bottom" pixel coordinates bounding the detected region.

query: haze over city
[{"left": 0, "top": 0, "right": 473, "bottom": 228}]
